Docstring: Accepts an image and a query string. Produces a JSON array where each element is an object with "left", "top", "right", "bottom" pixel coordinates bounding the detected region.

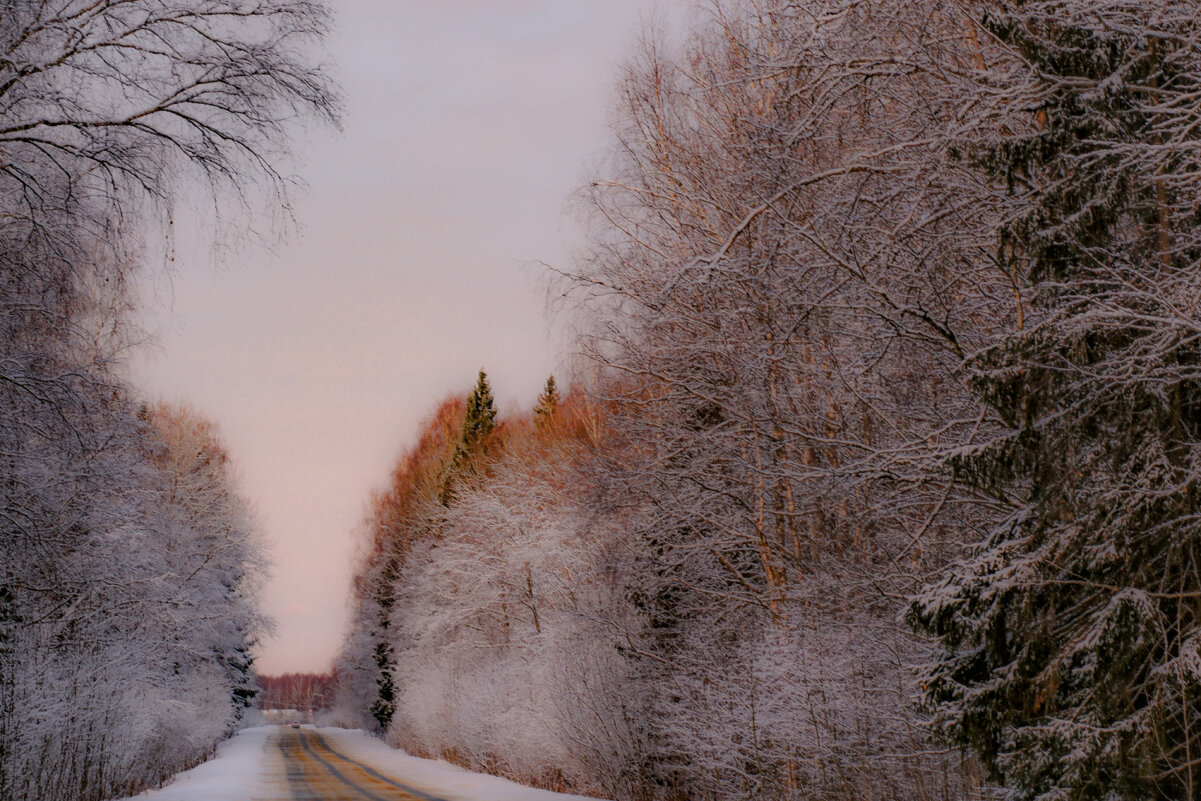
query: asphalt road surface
[{"left": 264, "top": 727, "right": 448, "bottom": 801}]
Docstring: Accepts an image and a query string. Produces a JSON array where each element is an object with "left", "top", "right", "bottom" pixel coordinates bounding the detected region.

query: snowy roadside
[
  {"left": 323, "top": 727, "right": 603, "bottom": 801},
  {"left": 116, "top": 724, "right": 603, "bottom": 801},
  {"left": 118, "top": 725, "right": 271, "bottom": 800}
]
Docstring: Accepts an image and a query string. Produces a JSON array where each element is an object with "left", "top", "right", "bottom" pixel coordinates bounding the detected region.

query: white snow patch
[
  {"left": 312, "top": 727, "right": 605, "bottom": 801},
  {"left": 117, "top": 725, "right": 271, "bottom": 801},
  {"left": 113, "top": 725, "right": 604, "bottom": 801}
]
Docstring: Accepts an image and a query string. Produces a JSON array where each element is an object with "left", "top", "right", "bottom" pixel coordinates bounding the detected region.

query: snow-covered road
[
  {"left": 120, "top": 725, "right": 601, "bottom": 801},
  {"left": 268, "top": 727, "right": 444, "bottom": 800}
]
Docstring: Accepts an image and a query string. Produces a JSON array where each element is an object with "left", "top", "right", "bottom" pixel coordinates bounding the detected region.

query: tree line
[
  {"left": 0, "top": 1, "right": 337, "bottom": 800},
  {"left": 334, "top": 2, "right": 1201, "bottom": 800},
  {"left": 257, "top": 673, "right": 335, "bottom": 717}
]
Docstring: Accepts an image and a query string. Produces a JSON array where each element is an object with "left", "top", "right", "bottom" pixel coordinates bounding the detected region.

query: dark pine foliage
[{"left": 911, "top": 5, "right": 1201, "bottom": 799}]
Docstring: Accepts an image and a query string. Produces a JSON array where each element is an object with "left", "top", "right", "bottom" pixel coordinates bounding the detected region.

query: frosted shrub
[{"left": 386, "top": 452, "right": 640, "bottom": 796}]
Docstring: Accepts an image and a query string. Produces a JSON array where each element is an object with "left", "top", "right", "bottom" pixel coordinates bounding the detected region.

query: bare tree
[{"left": 0, "top": 0, "right": 340, "bottom": 240}]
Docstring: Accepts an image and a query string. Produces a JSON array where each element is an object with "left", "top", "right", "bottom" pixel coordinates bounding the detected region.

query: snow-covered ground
[
  {"left": 119, "top": 725, "right": 603, "bottom": 801},
  {"left": 119, "top": 726, "right": 272, "bottom": 801},
  {"left": 316, "top": 727, "right": 601, "bottom": 801}
]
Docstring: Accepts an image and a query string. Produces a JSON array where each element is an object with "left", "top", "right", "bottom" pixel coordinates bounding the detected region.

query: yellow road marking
[{"left": 268, "top": 728, "right": 442, "bottom": 801}]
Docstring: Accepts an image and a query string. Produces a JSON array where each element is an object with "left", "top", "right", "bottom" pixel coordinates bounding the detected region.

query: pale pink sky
[{"left": 132, "top": 1, "right": 689, "bottom": 674}]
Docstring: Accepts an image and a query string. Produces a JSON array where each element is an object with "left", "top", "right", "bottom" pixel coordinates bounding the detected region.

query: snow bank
[
  {"left": 113, "top": 724, "right": 601, "bottom": 801},
  {"left": 116, "top": 725, "right": 270, "bottom": 801},
  {"left": 323, "top": 727, "right": 604, "bottom": 801}
]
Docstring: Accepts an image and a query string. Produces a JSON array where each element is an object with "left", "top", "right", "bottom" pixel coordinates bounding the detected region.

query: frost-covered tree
[
  {"left": 144, "top": 404, "right": 268, "bottom": 731},
  {"left": 567, "top": 1, "right": 1003, "bottom": 797},
  {"left": 0, "top": 389, "right": 268, "bottom": 801},
  {"left": 0, "top": 0, "right": 340, "bottom": 249},
  {"left": 389, "top": 447, "right": 639, "bottom": 796},
  {"left": 0, "top": 209, "right": 151, "bottom": 801},
  {"left": 911, "top": 3, "right": 1201, "bottom": 798},
  {"left": 340, "top": 386, "right": 642, "bottom": 798},
  {"left": 334, "top": 397, "right": 464, "bottom": 733},
  {"left": 0, "top": 1, "right": 337, "bottom": 800}
]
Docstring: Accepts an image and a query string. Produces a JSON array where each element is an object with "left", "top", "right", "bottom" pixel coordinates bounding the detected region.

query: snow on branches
[
  {"left": 339, "top": 2, "right": 1201, "bottom": 800},
  {"left": 0, "top": 2, "right": 336, "bottom": 800}
]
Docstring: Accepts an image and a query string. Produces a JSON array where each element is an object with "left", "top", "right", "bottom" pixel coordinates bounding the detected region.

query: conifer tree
[
  {"left": 461, "top": 369, "right": 497, "bottom": 450},
  {"left": 368, "top": 554, "right": 400, "bottom": 732},
  {"left": 440, "top": 370, "right": 498, "bottom": 504},
  {"left": 225, "top": 643, "right": 258, "bottom": 727},
  {"left": 912, "top": 4, "right": 1201, "bottom": 798},
  {"left": 369, "top": 639, "right": 396, "bottom": 731},
  {"left": 533, "top": 375, "right": 560, "bottom": 430}
]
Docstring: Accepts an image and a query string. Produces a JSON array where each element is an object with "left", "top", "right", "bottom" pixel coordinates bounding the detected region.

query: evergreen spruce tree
[
  {"left": 460, "top": 369, "right": 497, "bottom": 450},
  {"left": 369, "top": 561, "right": 398, "bottom": 732},
  {"left": 369, "top": 638, "right": 396, "bottom": 731},
  {"left": 439, "top": 370, "right": 498, "bottom": 505},
  {"left": 533, "top": 375, "right": 560, "bottom": 430},
  {"left": 224, "top": 643, "right": 257, "bottom": 727},
  {"left": 912, "top": 4, "right": 1201, "bottom": 799}
]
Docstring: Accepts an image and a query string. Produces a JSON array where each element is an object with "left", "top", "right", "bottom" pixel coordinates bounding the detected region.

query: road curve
[{"left": 265, "top": 727, "right": 448, "bottom": 801}]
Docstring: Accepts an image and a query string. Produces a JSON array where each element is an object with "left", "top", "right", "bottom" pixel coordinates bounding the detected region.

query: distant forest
[
  {"left": 258, "top": 673, "right": 335, "bottom": 716},
  {"left": 332, "top": 2, "right": 1201, "bottom": 801}
]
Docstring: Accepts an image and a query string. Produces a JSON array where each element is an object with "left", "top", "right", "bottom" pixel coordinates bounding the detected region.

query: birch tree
[
  {"left": 0, "top": 0, "right": 339, "bottom": 244},
  {"left": 568, "top": 1, "right": 1007, "bottom": 797}
]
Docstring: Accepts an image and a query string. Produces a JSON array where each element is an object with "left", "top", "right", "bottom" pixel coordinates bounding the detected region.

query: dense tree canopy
[
  {"left": 911, "top": 3, "right": 1201, "bottom": 798},
  {"left": 333, "top": 2, "right": 1201, "bottom": 800}
]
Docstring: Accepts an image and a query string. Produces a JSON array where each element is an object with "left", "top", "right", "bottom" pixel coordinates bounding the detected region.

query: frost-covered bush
[
  {"left": 0, "top": 400, "right": 267, "bottom": 801},
  {"left": 387, "top": 445, "right": 641, "bottom": 796}
]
